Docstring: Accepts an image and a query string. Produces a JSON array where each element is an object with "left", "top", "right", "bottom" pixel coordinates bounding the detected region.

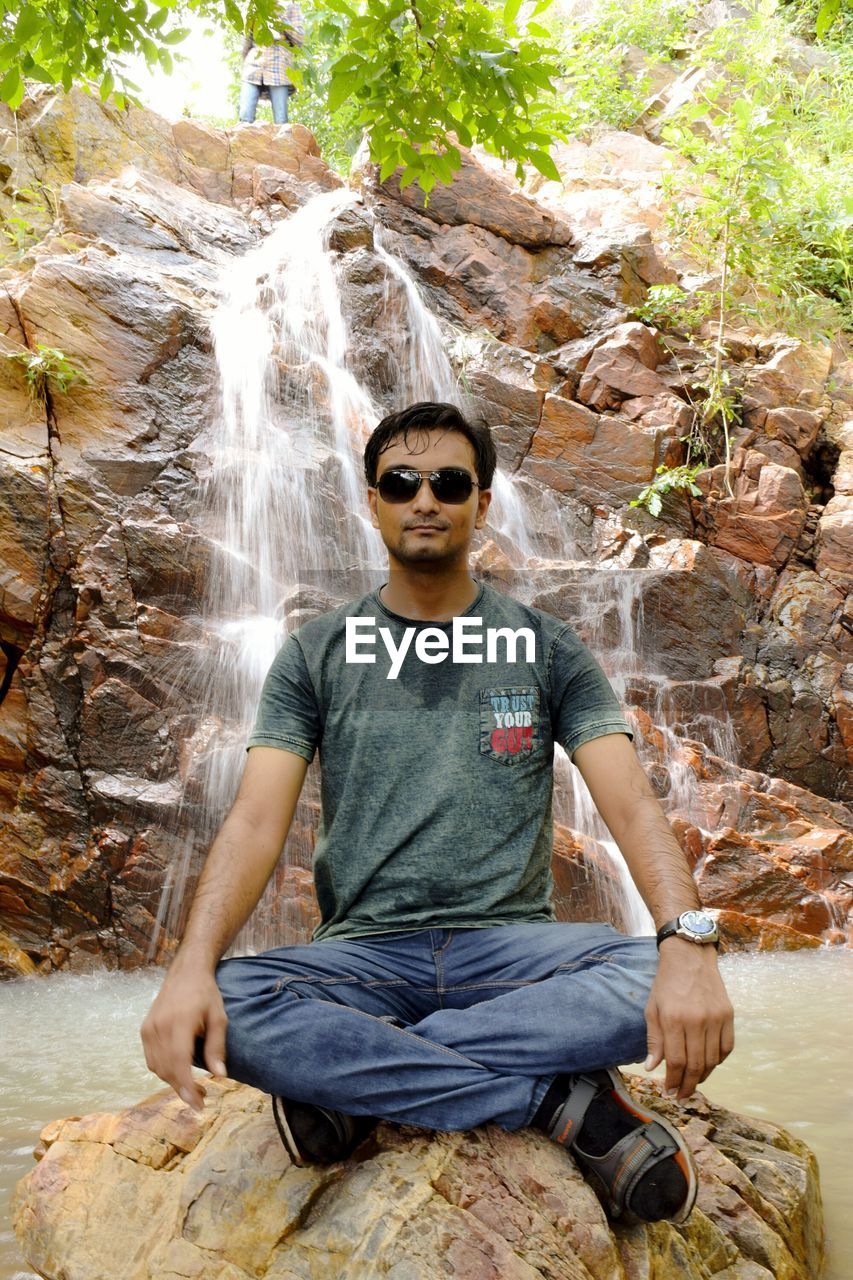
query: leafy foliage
[
  {"left": 633, "top": 284, "right": 713, "bottom": 336},
  {"left": 0, "top": 0, "right": 201, "bottom": 111},
  {"left": 1, "top": 182, "right": 58, "bottom": 256},
  {"left": 8, "top": 344, "right": 88, "bottom": 403},
  {"left": 318, "top": 0, "right": 568, "bottom": 193},
  {"left": 547, "top": 0, "right": 690, "bottom": 134},
  {"left": 1, "top": 0, "right": 570, "bottom": 190},
  {"left": 660, "top": 5, "right": 852, "bottom": 331},
  {"left": 779, "top": 0, "right": 849, "bottom": 42},
  {"left": 634, "top": 0, "right": 851, "bottom": 504},
  {"left": 629, "top": 463, "right": 704, "bottom": 518}
]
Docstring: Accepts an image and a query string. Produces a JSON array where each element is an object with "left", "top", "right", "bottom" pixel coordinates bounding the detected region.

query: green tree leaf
[
  {"left": 14, "top": 7, "right": 44, "bottom": 45},
  {"left": 328, "top": 71, "right": 360, "bottom": 112},
  {"left": 224, "top": 0, "right": 243, "bottom": 30},
  {"left": 2, "top": 66, "right": 25, "bottom": 109},
  {"left": 528, "top": 149, "right": 561, "bottom": 183},
  {"left": 816, "top": 0, "right": 841, "bottom": 38}
]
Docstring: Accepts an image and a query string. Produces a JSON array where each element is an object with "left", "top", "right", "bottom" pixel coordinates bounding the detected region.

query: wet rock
[
  {"left": 714, "top": 910, "right": 823, "bottom": 951},
  {"left": 0, "top": 929, "right": 39, "bottom": 978},
  {"left": 657, "top": 739, "right": 853, "bottom": 941},
  {"left": 0, "top": 668, "right": 27, "bottom": 809},
  {"left": 552, "top": 824, "right": 631, "bottom": 932},
  {"left": 369, "top": 144, "right": 574, "bottom": 249},
  {"left": 577, "top": 322, "right": 667, "bottom": 409},
  {"left": 763, "top": 406, "right": 823, "bottom": 455},
  {"left": 815, "top": 494, "right": 853, "bottom": 589},
  {"left": 325, "top": 201, "right": 375, "bottom": 252},
  {"left": 13, "top": 1077, "right": 824, "bottom": 1280},
  {"left": 463, "top": 340, "right": 549, "bottom": 468},
  {"left": 710, "top": 658, "right": 773, "bottom": 770},
  {"left": 696, "top": 829, "right": 839, "bottom": 938},
  {"left": 694, "top": 451, "right": 809, "bottom": 570},
  {"left": 1, "top": 85, "right": 851, "bottom": 974},
  {"left": 371, "top": 200, "right": 616, "bottom": 353},
  {"left": 532, "top": 541, "right": 757, "bottom": 681},
  {"left": 744, "top": 340, "right": 833, "bottom": 411},
  {"left": 0, "top": 457, "right": 49, "bottom": 643},
  {"left": 733, "top": 570, "right": 853, "bottom": 798}
]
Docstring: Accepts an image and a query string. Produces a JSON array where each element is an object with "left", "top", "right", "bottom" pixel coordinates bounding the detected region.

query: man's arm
[
  {"left": 573, "top": 732, "right": 734, "bottom": 1101},
  {"left": 140, "top": 746, "right": 309, "bottom": 1110}
]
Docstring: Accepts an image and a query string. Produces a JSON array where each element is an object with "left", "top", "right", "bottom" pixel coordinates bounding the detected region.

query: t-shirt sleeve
[
  {"left": 548, "top": 625, "right": 633, "bottom": 759},
  {"left": 246, "top": 632, "right": 320, "bottom": 761}
]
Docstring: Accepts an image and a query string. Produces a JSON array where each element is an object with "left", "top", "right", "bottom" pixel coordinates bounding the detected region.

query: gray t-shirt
[{"left": 248, "top": 583, "right": 632, "bottom": 941}]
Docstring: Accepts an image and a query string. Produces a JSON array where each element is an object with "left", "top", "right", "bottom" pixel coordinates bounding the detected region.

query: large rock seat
[{"left": 14, "top": 1076, "right": 823, "bottom": 1279}]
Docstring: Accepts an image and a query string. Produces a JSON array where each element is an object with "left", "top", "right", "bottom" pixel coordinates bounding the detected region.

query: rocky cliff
[
  {"left": 0, "top": 86, "right": 851, "bottom": 974},
  {"left": 13, "top": 1076, "right": 825, "bottom": 1280}
]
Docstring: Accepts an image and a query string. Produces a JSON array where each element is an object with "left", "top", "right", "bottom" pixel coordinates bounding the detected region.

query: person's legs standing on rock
[
  {"left": 238, "top": 80, "right": 261, "bottom": 123},
  {"left": 268, "top": 84, "right": 290, "bottom": 123}
]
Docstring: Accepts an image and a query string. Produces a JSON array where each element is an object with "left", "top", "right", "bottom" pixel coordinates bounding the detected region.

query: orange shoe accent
[{"left": 557, "top": 1117, "right": 574, "bottom": 1143}]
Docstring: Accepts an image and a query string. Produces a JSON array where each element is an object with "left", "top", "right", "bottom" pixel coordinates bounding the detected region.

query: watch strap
[
  {"left": 656, "top": 913, "right": 719, "bottom": 949},
  {"left": 655, "top": 917, "right": 681, "bottom": 948}
]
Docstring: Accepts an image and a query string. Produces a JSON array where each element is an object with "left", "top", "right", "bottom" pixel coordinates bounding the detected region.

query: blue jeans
[
  {"left": 239, "top": 81, "right": 290, "bottom": 124},
  {"left": 214, "top": 923, "right": 658, "bottom": 1131}
]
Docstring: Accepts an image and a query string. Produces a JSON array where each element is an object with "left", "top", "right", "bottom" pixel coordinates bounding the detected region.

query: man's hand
[
  {"left": 644, "top": 940, "right": 734, "bottom": 1100},
  {"left": 141, "top": 960, "right": 228, "bottom": 1112}
]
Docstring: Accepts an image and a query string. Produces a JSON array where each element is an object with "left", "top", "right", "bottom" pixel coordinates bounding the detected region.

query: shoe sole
[{"left": 271, "top": 1096, "right": 305, "bottom": 1168}]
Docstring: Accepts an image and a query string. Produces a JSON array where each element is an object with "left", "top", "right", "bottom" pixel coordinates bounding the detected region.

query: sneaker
[
  {"left": 271, "top": 1096, "right": 376, "bottom": 1167},
  {"left": 541, "top": 1068, "right": 698, "bottom": 1223}
]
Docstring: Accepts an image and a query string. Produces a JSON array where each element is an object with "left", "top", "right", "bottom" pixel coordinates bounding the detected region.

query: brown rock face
[
  {"left": 0, "top": 88, "right": 851, "bottom": 975},
  {"left": 694, "top": 451, "right": 809, "bottom": 570},
  {"left": 373, "top": 145, "right": 574, "bottom": 250},
  {"left": 577, "top": 321, "right": 666, "bottom": 408},
  {"left": 650, "top": 737, "right": 853, "bottom": 948},
  {"left": 14, "top": 1077, "right": 824, "bottom": 1280}
]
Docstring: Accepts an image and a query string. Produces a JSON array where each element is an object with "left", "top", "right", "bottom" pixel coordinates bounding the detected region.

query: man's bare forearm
[
  {"left": 574, "top": 734, "right": 734, "bottom": 1098},
  {"left": 177, "top": 810, "right": 286, "bottom": 969},
  {"left": 608, "top": 791, "right": 700, "bottom": 929},
  {"left": 173, "top": 747, "right": 309, "bottom": 971},
  {"left": 572, "top": 734, "right": 700, "bottom": 927}
]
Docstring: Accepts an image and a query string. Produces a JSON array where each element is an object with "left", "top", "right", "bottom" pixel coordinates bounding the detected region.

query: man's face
[{"left": 368, "top": 428, "right": 491, "bottom": 570}]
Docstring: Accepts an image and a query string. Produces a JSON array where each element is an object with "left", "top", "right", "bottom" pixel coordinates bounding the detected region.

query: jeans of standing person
[
  {"left": 211, "top": 922, "right": 658, "bottom": 1132},
  {"left": 239, "top": 81, "right": 290, "bottom": 124}
]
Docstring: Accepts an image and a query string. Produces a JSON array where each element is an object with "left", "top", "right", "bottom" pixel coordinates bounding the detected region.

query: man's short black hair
[{"left": 364, "top": 402, "right": 497, "bottom": 489}]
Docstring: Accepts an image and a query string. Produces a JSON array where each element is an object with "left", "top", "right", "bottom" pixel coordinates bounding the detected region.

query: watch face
[{"left": 681, "top": 910, "right": 716, "bottom": 936}]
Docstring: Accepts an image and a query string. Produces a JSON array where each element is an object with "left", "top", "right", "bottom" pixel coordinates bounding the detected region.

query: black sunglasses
[{"left": 376, "top": 467, "right": 480, "bottom": 505}]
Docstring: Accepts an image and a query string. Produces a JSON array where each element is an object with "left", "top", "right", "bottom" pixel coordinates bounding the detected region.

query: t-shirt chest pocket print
[{"left": 479, "top": 686, "right": 541, "bottom": 764}]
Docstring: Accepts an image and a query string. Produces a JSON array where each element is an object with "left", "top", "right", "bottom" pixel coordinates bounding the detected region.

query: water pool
[{"left": 2, "top": 949, "right": 850, "bottom": 1278}]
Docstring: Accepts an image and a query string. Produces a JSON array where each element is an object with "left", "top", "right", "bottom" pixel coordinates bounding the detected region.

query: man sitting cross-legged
[{"left": 142, "top": 401, "right": 734, "bottom": 1224}]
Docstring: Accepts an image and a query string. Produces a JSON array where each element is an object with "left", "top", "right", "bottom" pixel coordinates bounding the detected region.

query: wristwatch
[{"left": 656, "top": 910, "right": 720, "bottom": 949}]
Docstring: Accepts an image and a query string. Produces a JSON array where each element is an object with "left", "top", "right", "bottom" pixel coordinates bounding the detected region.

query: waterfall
[{"left": 153, "top": 188, "right": 738, "bottom": 956}]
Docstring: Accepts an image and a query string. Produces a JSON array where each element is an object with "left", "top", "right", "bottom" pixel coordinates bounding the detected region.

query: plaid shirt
[{"left": 243, "top": 3, "right": 304, "bottom": 88}]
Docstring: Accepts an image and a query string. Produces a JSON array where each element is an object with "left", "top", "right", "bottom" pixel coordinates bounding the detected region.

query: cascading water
[
  {"left": 152, "top": 187, "right": 743, "bottom": 956},
  {"left": 154, "top": 189, "right": 384, "bottom": 954}
]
